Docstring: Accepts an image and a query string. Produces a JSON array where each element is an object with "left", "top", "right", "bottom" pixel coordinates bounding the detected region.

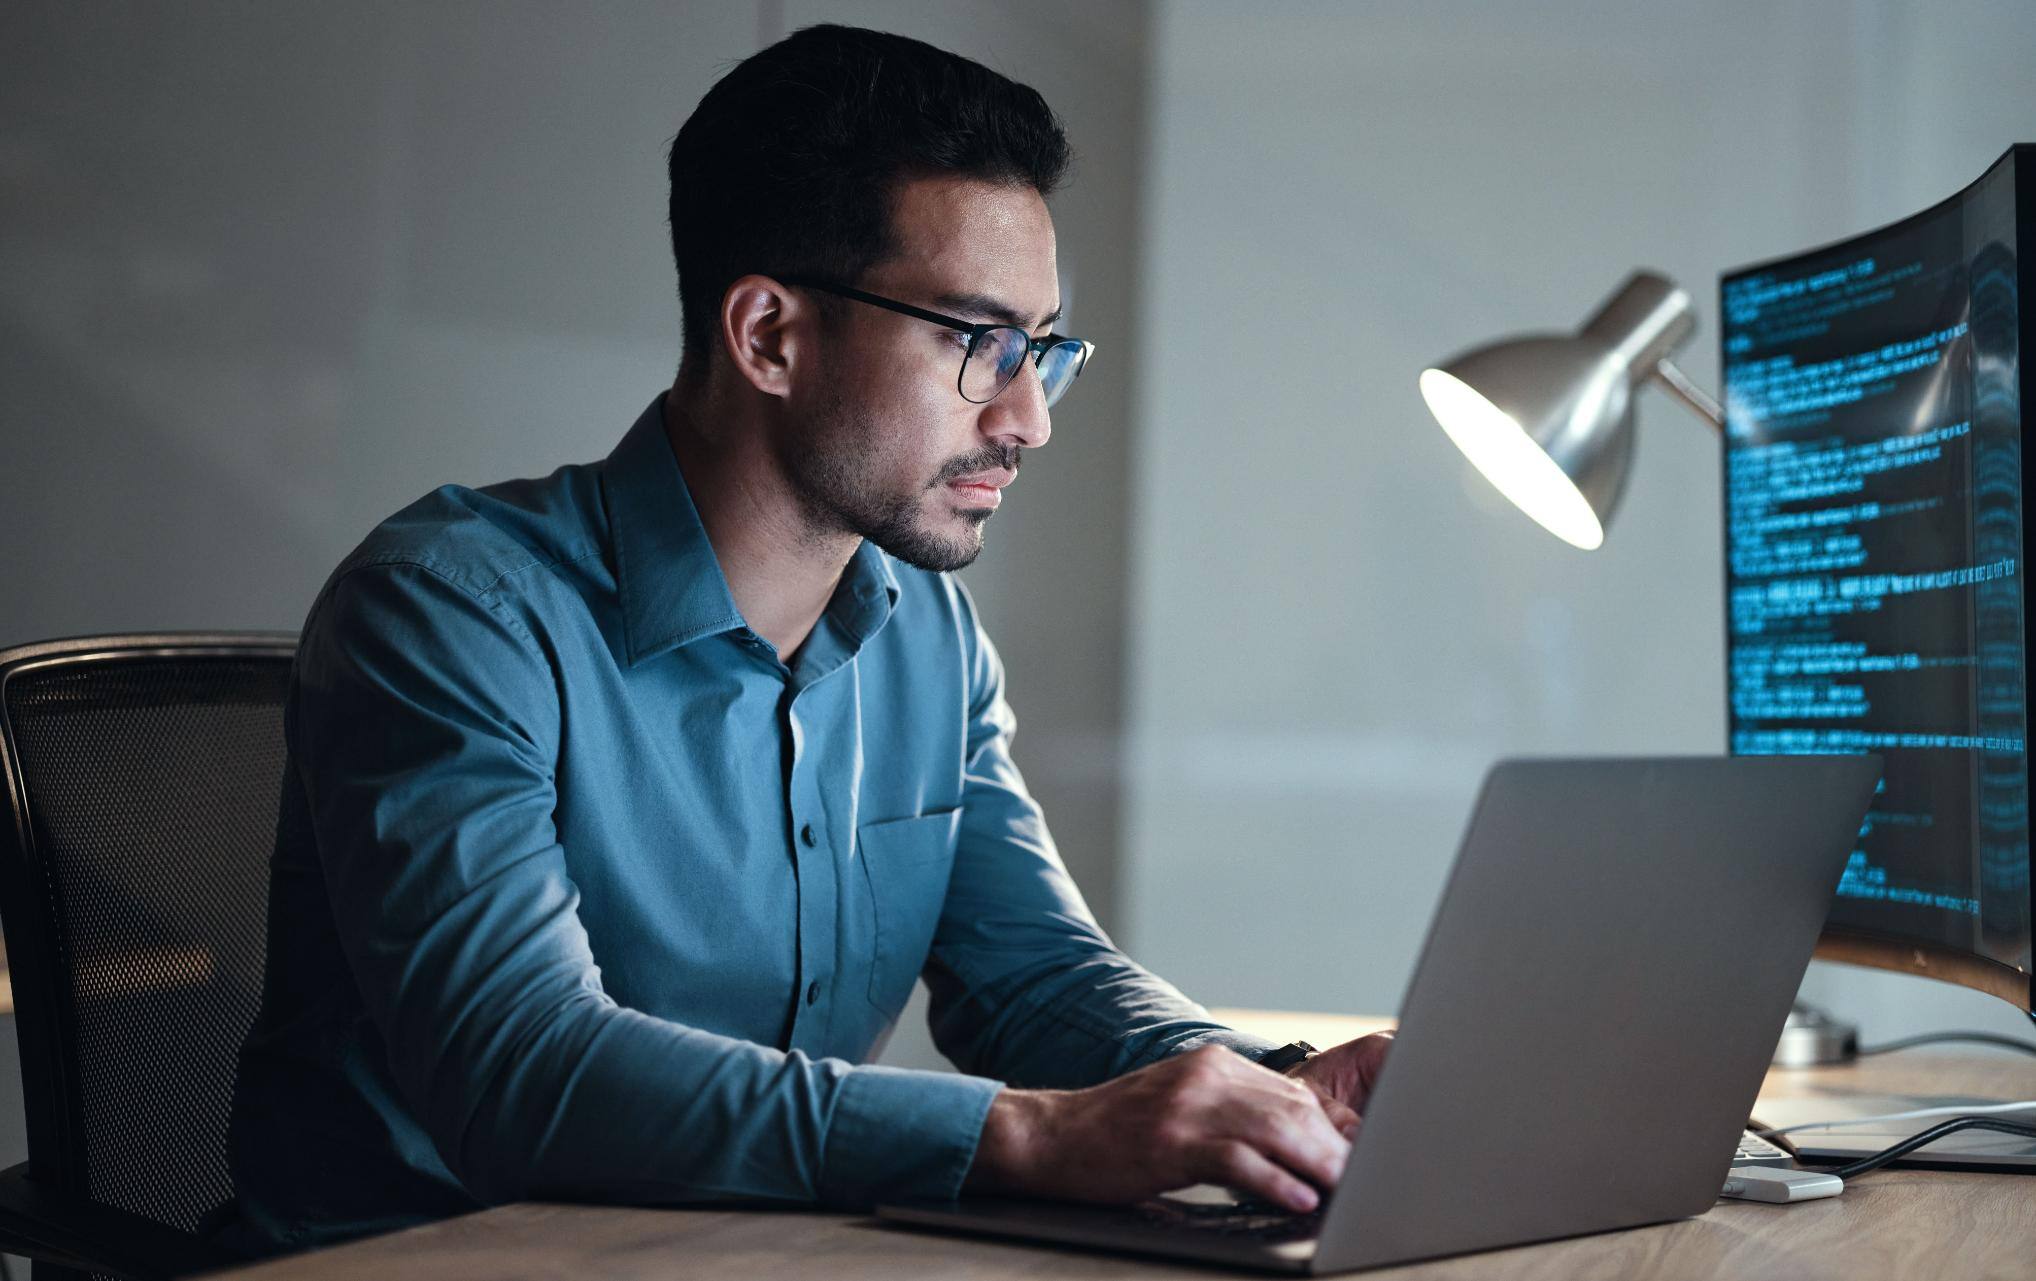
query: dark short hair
[{"left": 667, "top": 24, "right": 1070, "bottom": 360}]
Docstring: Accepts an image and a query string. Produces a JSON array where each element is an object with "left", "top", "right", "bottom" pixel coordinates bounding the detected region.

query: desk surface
[{"left": 210, "top": 1013, "right": 2036, "bottom": 1281}]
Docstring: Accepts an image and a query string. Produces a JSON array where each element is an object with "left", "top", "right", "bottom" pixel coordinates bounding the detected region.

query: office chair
[{"left": 0, "top": 634, "right": 296, "bottom": 1280}]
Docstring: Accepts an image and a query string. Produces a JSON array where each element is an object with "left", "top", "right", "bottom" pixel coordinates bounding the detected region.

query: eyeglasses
[{"left": 783, "top": 278, "right": 1094, "bottom": 409}]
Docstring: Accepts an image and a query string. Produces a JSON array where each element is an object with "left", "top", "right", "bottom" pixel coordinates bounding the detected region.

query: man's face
[{"left": 779, "top": 175, "right": 1059, "bottom": 572}]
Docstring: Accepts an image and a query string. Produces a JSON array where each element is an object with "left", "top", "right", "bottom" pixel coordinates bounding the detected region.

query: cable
[
  {"left": 1856, "top": 1031, "right": 2036, "bottom": 1057},
  {"left": 1824, "top": 1118, "right": 2036, "bottom": 1179},
  {"left": 1756, "top": 1099, "right": 2036, "bottom": 1140}
]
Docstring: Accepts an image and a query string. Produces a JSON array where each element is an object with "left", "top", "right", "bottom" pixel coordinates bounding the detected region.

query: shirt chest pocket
[{"left": 857, "top": 808, "right": 960, "bottom": 1014}]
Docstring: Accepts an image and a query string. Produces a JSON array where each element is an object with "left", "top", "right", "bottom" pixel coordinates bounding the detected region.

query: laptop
[{"left": 879, "top": 755, "right": 1883, "bottom": 1273}]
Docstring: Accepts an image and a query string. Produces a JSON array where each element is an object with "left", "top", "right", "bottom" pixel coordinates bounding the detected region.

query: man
[{"left": 226, "top": 23, "right": 1391, "bottom": 1256}]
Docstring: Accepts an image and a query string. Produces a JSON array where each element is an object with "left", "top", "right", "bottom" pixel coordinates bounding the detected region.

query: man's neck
[{"left": 661, "top": 382, "right": 857, "bottom": 662}]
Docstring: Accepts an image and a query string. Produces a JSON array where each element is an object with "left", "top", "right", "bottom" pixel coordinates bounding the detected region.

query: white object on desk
[{"left": 1718, "top": 1167, "right": 1844, "bottom": 1203}]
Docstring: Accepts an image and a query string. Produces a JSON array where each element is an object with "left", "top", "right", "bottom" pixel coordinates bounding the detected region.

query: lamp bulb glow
[{"left": 1419, "top": 367, "right": 1606, "bottom": 551}]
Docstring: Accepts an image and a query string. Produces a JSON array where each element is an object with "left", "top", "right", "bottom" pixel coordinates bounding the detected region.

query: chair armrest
[{"left": 0, "top": 1162, "right": 242, "bottom": 1279}]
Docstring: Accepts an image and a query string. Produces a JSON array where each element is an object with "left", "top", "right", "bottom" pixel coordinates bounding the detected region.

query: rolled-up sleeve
[
  {"left": 923, "top": 589, "right": 1278, "bottom": 1087},
  {"left": 298, "top": 561, "right": 998, "bottom": 1209}
]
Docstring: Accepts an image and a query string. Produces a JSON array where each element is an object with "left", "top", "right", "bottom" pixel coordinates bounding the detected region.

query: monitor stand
[{"left": 1772, "top": 1003, "right": 1858, "bottom": 1067}]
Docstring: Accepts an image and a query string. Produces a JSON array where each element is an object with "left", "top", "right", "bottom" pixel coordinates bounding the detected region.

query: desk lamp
[
  {"left": 1417, "top": 270, "right": 1721, "bottom": 549},
  {"left": 1417, "top": 270, "right": 1860, "bottom": 1066}
]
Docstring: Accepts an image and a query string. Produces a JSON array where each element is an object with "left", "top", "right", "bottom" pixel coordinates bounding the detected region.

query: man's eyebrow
[{"left": 933, "top": 291, "right": 1063, "bottom": 331}]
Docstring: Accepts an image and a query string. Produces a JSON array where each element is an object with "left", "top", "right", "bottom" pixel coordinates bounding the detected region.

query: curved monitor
[{"left": 1720, "top": 144, "right": 2033, "bottom": 1016}]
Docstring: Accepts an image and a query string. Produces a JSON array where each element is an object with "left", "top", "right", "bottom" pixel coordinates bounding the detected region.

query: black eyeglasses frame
[{"left": 780, "top": 277, "right": 1093, "bottom": 406}]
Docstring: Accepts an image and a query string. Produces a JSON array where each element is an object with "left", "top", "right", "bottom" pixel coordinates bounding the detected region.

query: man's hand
[
  {"left": 1282, "top": 1031, "right": 1395, "bottom": 1135},
  {"left": 963, "top": 1045, "right": 1352, "bottom": 1213}
]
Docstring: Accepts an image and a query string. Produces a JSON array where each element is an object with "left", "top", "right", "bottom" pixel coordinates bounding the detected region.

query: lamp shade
[{"left": 1420, "top": 271, "right": 1696, "bottom": 550}]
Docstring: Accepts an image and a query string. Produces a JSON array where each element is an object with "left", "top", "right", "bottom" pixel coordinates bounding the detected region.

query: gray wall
[{"left": 1122, "top": 0, "right": 2036, "bottom": 1045}]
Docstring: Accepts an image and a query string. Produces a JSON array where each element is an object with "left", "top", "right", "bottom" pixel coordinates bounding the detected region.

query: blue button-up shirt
[{"left": 227, "top": 396, "right": 1275, "bottom": 1253}]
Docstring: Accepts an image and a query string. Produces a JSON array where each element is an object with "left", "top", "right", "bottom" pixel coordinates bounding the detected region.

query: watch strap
[{"left": 1256, "top": 1040, "right": 1319, "bottom": 1073}]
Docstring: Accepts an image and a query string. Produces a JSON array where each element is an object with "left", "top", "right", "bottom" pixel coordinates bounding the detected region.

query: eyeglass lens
[
  {"left": 961, "top": 329, "right": 1089, "bottom": 408},
  {"left": 1036, "top": 341, "right": 1086, "bottom": 407}
]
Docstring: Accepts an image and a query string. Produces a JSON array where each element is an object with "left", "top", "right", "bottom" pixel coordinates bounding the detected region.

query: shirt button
[
  {"left": 800, "top": 823, "right": 816, "bottom": 847},
  {"left": 805, "top": 980, "right": 821, "bottom": 1006}
]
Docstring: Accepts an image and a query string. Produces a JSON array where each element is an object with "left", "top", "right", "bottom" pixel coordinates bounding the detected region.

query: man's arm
[
  {"left": 296, "top": 561, "right": 998, "bottom": 1208},
  {"left": 925, "top": 587, "right": 1378, "bottom": 1211},
  {"left": 923, "top": 586, "right": 1277, "bottom": 1087}
]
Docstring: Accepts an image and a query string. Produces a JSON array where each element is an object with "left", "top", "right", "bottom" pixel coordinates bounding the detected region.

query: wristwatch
[{"left": 1256, "top": 1040, "right": 1319, "bottom": 1073}]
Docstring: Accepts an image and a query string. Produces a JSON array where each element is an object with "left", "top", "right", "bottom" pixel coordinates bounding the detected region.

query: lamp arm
[{"left": 1648, "top": 357, "right": 1722, "bottom": 432}]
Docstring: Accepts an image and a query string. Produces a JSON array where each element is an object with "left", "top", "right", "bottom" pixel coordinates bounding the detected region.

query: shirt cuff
[
  {"left": 1165, "top": 1027, "right": 1285, "bottom": 1063},
  {"left": 820, "top": 1064, "right": 1002, "bottom": 1208}
]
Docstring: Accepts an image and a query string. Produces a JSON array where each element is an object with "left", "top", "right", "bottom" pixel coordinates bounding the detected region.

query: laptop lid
[{"left": 1314, "top": 755, "right": 1880, "bottom": 1272}]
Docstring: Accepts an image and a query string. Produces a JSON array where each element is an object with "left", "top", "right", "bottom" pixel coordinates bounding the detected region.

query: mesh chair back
[{"left": 0, "top": 635, "right": 294, "bottom": 1238}]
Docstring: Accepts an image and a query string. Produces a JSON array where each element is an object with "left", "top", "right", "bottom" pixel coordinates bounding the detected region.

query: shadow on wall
[{"left": 0, "top": 316, "right": 330, "bottom": 645}]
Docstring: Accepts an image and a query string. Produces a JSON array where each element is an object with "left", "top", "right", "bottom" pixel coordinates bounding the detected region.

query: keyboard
[{"left": 1733, "top": 1128, "right": 1794, "bottom": 1168}]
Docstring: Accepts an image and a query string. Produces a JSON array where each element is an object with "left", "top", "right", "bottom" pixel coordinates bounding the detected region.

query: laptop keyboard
[{"left": 1734, "top": 1129, "right": 1793, "bottom": 1167}]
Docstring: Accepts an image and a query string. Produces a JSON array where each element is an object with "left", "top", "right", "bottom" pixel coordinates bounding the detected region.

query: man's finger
[
  {"left": 1234, "top": 1092, "right": 1350, "bottom": 1191},
  {"left": 1200, "top": 1141, "right": 1322, "bottom": 1214},
  {"left": 1283, "top": 1068, "right": 1360, "bottom": 1133},
  {"left": 1318, "top": 1094, "right": 1360, "bottom": 1135},
  {"left": 1354, "top": 1031, "right": 1394, "bottom": 1095}
]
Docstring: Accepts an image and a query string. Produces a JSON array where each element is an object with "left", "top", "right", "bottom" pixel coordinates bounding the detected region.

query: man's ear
[{"left": 718, "top": 274, "right": 807, "bottom": 400}]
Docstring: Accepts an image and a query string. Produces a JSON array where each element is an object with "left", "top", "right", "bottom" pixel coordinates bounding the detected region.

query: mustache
[{"left": 928, "top": 444, "right": 1022, "bottom": 487}]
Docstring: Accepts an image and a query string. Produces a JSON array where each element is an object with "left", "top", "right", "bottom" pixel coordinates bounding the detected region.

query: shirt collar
[
  {"left": 602, "top": 394, "right": 901, "bottom": 668},
  {"left": 603, "top": 396, "right": 746, "bottom": 665},
  {"left": 830, "top": 537, "right": 901, "bottom": 648}
]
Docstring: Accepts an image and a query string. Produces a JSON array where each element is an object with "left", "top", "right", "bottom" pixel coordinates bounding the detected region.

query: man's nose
[{"left": 981, "top": 359, "right": 1052, "bottom": 451}]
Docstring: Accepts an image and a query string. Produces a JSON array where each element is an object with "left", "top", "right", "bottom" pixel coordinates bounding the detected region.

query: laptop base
[{"left": 879, "top": 1196, "right": 1317, "bottom": 1274}]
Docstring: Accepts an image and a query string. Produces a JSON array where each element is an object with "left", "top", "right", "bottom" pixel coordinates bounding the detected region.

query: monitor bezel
[{"left": 1718, "top": 143, "right": 2036, "bottom": 1020}]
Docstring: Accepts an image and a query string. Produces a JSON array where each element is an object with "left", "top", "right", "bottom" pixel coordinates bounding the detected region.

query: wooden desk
[{"left": 210, "top": 1017, "right": 2036, "bottom": 1281}]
